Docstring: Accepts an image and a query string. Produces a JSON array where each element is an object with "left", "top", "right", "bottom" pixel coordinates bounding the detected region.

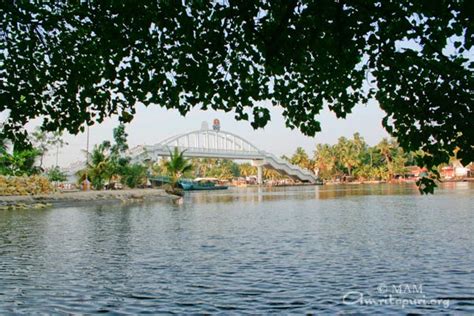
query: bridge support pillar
[
  {"left": 252, "top": 160, "right": 264, "bottom": 185},
  {"left": 257, "top": 166, "right": 263, "bottom": 185}
]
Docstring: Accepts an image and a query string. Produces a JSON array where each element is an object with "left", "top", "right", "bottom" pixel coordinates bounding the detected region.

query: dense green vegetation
[
  {"left": 46, "top": 166, "right": 68, "bottom": 183},
  {"left": 150, "top": 133, "right": 429, "bottom": 184},
  {"left": 76, "top": 124, "right": 148, "bottom": 190},
  {"left": 307, "top": 134, "right": 417, "bottom": 182},
  {"left": 163, "top": 148, "right": 193, "bottom": 188},
  {"left": 0, "top": 128, "right": 68, "bottom": 177},
  {"left": 0, "top": 140, "right": 41, "bottom": 177},
  {"left": 192, "top": 159, "right": 240, "bottom": 180},
  {"left": 2, "top": 2, "right": 472, "bottom": 193},
  {"left": 0, "top": 122, "right": 455, "bottom": 192},
  {"left": 3, "top": 129, "right": 251, "bottom": 188}
]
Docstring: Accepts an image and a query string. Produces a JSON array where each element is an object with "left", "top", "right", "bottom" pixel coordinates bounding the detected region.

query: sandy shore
[{"left": 0, "top": 188, "right": 175, "bottom": 210}]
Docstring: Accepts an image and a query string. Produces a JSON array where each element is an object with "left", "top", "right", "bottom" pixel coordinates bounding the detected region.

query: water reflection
[
  {"left": 188, "top": 183, "right": 422, "bottom": 204},
  {"left": 188, "top": 182, "right": 473, "bottom": 204}
]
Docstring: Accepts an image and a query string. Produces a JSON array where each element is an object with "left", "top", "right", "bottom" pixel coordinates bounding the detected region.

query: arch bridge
[{"left": 130, "top": 128, "right": 318, "bottom": 184}]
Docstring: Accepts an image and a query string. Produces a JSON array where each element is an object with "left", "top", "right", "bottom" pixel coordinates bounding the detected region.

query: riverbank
[
  {"left": 323, "top": 177, "right": 474, "bottom": 185},
  {"left": 0, "top": 188, "right": 174, "bottom": 210}
]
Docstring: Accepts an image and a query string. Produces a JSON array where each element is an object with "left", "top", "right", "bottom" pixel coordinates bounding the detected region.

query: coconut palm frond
[{"left": 164, "top": 147, "right": 193, "bottom": 187}]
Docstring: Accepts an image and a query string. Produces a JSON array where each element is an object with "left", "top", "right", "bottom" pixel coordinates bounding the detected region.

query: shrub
[
  {"left": 47, "top": 166, "right": 68, "bottom": 182},
  {"left": 0, "top": 175, "right": 55, "bottom": 196},
  {"left": 122, "top": 164, "right": 147, "bottom": 188}
]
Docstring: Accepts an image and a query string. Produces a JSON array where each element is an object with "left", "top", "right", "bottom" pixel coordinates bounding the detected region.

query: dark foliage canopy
[{"left": 1, "top": 1, "right": 473, "bottom": 190}]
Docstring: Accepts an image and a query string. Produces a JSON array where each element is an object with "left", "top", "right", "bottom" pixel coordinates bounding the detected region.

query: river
[{"left": 0, "top": 183, "right": 473, "bottom": 314}]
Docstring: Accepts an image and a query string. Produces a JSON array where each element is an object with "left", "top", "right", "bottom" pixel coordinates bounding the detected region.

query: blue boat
[
  {"left": 177, "top": 179, "right": 194, "bottom": 190},
  {"left": 178, "top": 178, "right": 228, "bottom": 191},
  {"left": 149, "top": 176, "right": 228, "bottom": 191}
]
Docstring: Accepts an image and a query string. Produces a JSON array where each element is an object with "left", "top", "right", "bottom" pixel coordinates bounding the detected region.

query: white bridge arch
[{"left": 130, "top": 128, "right": 318, "bottom": 184}]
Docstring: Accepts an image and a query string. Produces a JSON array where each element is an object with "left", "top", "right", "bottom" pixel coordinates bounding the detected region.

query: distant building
[
  {"left": 441, "top": 166, "right": 454, "bottom": 179},
  {"left": 455, "top": 168, "right": 468, "bottom": 177},
  {"left": 62, "top": 160, "right": 87, "bottom": 183},
  {"left": 404, "top": 166, "right": 424, "bottom": 178},
  {"left": 440, "top": 160, "right": 470, "bottom": 179},
  {"left": 468, "top": 163, "right": 474, "bottom": 177}
]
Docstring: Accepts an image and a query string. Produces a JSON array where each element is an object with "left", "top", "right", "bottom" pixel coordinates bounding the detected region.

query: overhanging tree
[{"left": 1, "top": 1, "right": 472, "bottom": 193}]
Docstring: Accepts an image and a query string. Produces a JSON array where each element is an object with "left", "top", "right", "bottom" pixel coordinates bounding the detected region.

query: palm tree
[
  {"left": 239, "top": 163, "right": 256, "bottom": 177},
  {"left": 194, "top": 158, "right": 217, "bottom": 177},
  {"left": 392, "top": 148, "right": 408, "bottom": 177},
  {"left": 78, "top": 141, "right": 112, "bottom": 189},
  {"left": 290, "top": 147, "right": 312, "bottom": 170},
  {"left": 164, "top": 147, "right": 193, "bottom": 188},
  {"left": 335, "top": 137, "right": 359, "bottom": 177},
  {"left": 264, "top": 169, "right": 283, "bottom": 182},
  {"left": 314, "top": 144, "right": 337, "bottom": 180},
  {"left": 376, "top": 138, "right": 395, "bottom": 180}
]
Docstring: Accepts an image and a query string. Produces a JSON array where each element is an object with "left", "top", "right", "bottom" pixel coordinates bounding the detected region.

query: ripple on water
[{"left": 0, "top": 184, "right": 473, "bottom": 314}]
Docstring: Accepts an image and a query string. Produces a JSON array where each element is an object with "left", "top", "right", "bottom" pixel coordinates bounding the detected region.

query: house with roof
[{"left": 440, "top": 160, "right": 469, "bottom": 179}]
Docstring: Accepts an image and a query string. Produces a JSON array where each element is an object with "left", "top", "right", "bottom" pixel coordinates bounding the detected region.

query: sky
[{"left": 19, "top": 99, "right": 389, "bottom": 168}]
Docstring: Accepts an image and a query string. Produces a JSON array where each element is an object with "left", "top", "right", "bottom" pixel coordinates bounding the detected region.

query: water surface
[{"left": 1, "top": 183, "right": 473, "bottom": 314}]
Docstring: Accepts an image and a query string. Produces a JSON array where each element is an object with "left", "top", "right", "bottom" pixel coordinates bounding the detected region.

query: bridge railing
[
  {"left": 262, "top": 152, "right": 315, "bottom": 177},
  {"left": 139, "top": 145, "right": 264, "bottom": 159}
]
